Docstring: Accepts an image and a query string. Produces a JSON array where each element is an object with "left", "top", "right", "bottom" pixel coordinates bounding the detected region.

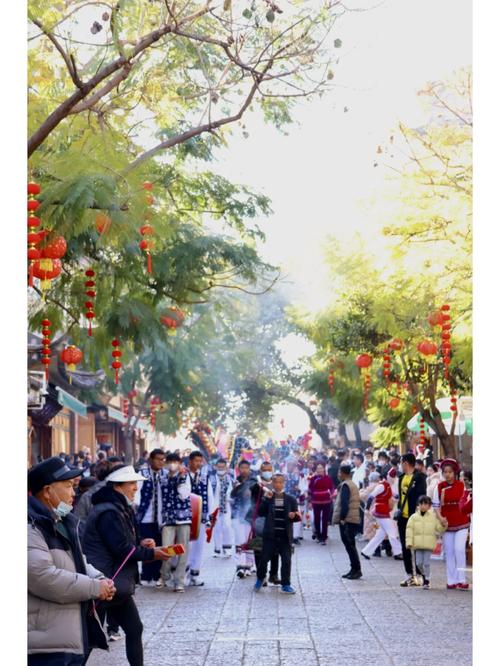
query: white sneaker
[
  {"left": 155, "top": 577, "right": 164, "bottom": 588},
  {"left": 190, "top": 576, "right": 205, "bottom": 586},
  {"left": 223, "top": 549, "right": 232, "bottom": 558}
]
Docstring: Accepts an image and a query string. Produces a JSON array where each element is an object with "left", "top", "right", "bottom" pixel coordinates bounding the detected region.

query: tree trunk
[
  {"left": 123, "top": 429, "right": 134, "bottom": 465},
  {"left": 353, "top": 422, "right": 363, "bottom": 448},
  {"left": 422, "top": 409, "right": 457, "bottom": 458},
  {"left": 337, "top": 421, "right": 350, "bottom": 446}
]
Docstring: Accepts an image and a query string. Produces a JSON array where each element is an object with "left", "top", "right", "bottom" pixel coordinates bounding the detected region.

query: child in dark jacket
[{"left": 254, "top": 473, "right": 302, "bottom": 594}]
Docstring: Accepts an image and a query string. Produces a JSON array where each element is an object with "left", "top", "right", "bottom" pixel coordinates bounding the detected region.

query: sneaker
[
  {"left": 268, "top": 576, "right": 281, "bottom": 585},
  {"left": 174, "top": 584, "right": 184, "bottom": 593},
  {"left": 345, "top": 571, "right": 362, "bottom": 580},
  {"left": 189, "top": 576, "right": 204, "bottom": 586},
  {"left": 155, "top": 577, "right": 165, "bottom": 588},
  {"left": 400, "top": 576, "right": 418, "bottom": 587},
  {"left": 447, "top": 584, "right": 457, "bottom": 589},
  {"left": 361, "top": 552, "right": 370, "bottom": 560},
  {"left": 236, "top": 569, "right": 246, "bottom": 579},
  {"left": 320, "top": 541, "right": 327, "bottom": 546},
  {"left": 281, "top": 585, "right": 296, "bottom": 594},
  {"left": 393, "top": 554, "right": 404, "bottom": 561},
  {"left": 254, "top": 580, "right": 264, "bottom": 593},
  {"left": 223, "top": 549, "right": 232, "bottom": 558},
  {"left": 213, "top": 550, "right": 222, "bottom": 558},
  {"left": 107, "top": 630, "right": 123, "bottom": 642},
  {"left": 140, "top": 580, "right": 155, "bottom": 587},
  {"left": 263, "top": 578, "right": 268, "bottom": 587},
  {"left": 457, "top": 583, "right": 469, "bottom": 590},
  {"left": 422, "top": 580, "right": 430, "bottom": 590}
]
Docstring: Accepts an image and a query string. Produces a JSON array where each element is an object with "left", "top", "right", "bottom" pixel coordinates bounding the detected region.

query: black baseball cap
[{"left": 28, "top": 457, "right": 82, "bottom": 495}]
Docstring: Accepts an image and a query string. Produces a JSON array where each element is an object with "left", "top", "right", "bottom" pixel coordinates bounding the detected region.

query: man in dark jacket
[
  {"left": 83, "top": 465, "right": 170, "bottom": 665},
  {"left": 28, "top": 457, "right": 115, "bottom": 665},
  {"left": 397, "top": 453, "right": 428, "bottom": 587},
  {"left": 254, "top": 473, "right": 301, "bottom": 594}
]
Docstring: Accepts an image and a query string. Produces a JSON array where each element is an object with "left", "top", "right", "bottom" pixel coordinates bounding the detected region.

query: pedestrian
[
  {"left": 360, "top": 472, "right": 403, "bottom": 561},
  {"left": 285, "top": 460, "right": 304, "bottom": 544},
  {"left": 426, "top": 462, "right": 442, "bottom": 498},
  {"left": 186, "top": 451, "right": 215, "bottom": 586},
  {"left": 28, "top": 457, "right": 116, "bottom": 665},
  {"left": 432, "top": 459, "right": 471, "bottom": 590},
  {"left": 351, "top": 453, "right": 366, "bottom": 489},
  {"left": 158, "top": 452, "right": 192, "bottom": 592},
  {"left": 359, "top": 472, "right": 380, "bottom": 543},
  {"left": 231, "top": 460, "right": 258, "bottom": 578},
  {"left": 210, "top": 458, "right": 234, "bottom": 558},
  {"left": 405, "top": 495, "right": 447, "bottom": 589},
  {"left": 332, "top": 464, "right": 362, "bottom": 579},
  {"left": 254, "top": 473, "right": 301, "bottom": 594},
  {"left": 327, "top": 450, "right": 341, "bottom": 490},
  {"left": 251, "top": 461, "right": 281, "bottom": 585},
  {"left": 135, "top": 448, "right": 166, "bottom": 586},
  {"left": 396, "top": 453, "right": 428, "bottom": 587},
  {"left": 308, "top": 462, "right": 335, "bottom": 545},
  {"left": 460, "top": 470, "right": 473, "bottom": 545},
  {"left": 73, "top": 477, "right": 96, "bottom": 512},
  {"left": 73, "top": 460, "right": 116, "bottom": 522},
  {"left": 82, "top": 465, "right": 171, "bottom": 665},
  {"left": 376, "top": 451, "right": 391, "bottom": 478}
]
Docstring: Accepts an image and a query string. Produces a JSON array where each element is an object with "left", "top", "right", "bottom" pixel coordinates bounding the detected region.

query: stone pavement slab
[{"left": 87, "top": 525, "right": 472, "bottom": 666}]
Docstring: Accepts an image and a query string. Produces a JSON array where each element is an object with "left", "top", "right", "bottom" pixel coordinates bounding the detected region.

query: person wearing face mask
[
  {"left": 185, "top": 451, "right": 215, "bottom": 586},
  {"left": 28, "top": 457, "right": 116, "bottom": 665},
  {"left": 211, "top": 459, "right": 234, "bottom": 557},
  {"left": 308, "top": 462, "right": 335, "bottom": 545},
  {"left": 249, "top": 462, "right": 281, "bottom": 585},
  {"left": 82, "top": 465, "right": 171, "bottom": 665},
  {"left": 158, "top": 452, "right": 192, "bottom": 592}
]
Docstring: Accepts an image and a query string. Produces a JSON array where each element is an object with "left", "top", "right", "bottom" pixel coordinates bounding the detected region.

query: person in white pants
[
  {"left": 442, "top": 529, "right": 468, "bottom": 586},
  {"left": 186, "top": 453, "right": 216, "bottom": 586},
  {"left": 211, "top": 459, "right": 234, "bottom": 557},
  {"left": 361, "top": 473, "right": 403, "bottom": 559}
]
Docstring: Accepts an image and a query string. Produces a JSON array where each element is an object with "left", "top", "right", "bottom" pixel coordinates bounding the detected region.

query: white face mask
[
  {"left": 53, "top": 501, "right": 72, "bottom": 519},
  {"left": 261, "top": 471, "right": 273, "bottom": 481},
  {"left": 167, "top": 463, "right": 179, "bottom": 472},
  {"left": 216, "top": 470, "right": 226, "bottom": 477}
]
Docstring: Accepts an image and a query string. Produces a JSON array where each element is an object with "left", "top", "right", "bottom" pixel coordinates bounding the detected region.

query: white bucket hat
[{"left": 106, "top": 466, "right": 146, "bottom": 483}]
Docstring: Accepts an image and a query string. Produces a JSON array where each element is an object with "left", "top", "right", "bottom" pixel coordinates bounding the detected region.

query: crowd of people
[{"left": 27, "top": 437, "right": 473, "bottom": 665}]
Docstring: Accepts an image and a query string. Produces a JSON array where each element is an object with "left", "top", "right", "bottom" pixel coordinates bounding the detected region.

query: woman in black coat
[{"left": 82, "top": 465, "right": 170, "bottom": 666}]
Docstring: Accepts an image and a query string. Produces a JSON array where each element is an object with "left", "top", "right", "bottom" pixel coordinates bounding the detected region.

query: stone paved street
[{"left": 87, "top": 527, "right": 472, "bottom": 666}]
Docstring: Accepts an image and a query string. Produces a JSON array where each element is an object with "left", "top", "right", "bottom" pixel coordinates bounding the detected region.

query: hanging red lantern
[
  {"left": 111, "top": 339, "right": 122, "bottom": 385},
  {"left": 355, "top": 353, "right": 373, "bottom": 369},
  {"left": 95, "top": 212, "right": 112, "bottom": 235},
  {"left": 428, "top": 310, "right": 445, "bottom": 327},
  {"left": 32, "top": 258, "right": 62, "bottom": 295},
  {"left": 389, "top": 398, "right": 400, "bottom": 409},
  {"left": 83, "top": 269, "right": 96, "bottom": 336},
  {"left": 440, "top": 304, "right": 453, "bottom": 380},
  {"left": 42, "top": 236, "right": 67, "bottom": 260},
  {"left": 417, "top": 339, "right": 438, "bottom": 356},
  {"left": 139, "top": 182, "right": 155, "bottom": 274},
  {"left": 40, "top": 318, "right": 51, "bottom": 380},
  {"left": 160, "top": 307, "right": 185, "bottom": 336},
  {"left": 388, "top": 338, "right": 403, "bottom": 352},
  {"left": 28, "top": 181, "right": 45, "bottom": 287},
  {"left": 60, "top": 345, "right": 83, "bottom": 384}
]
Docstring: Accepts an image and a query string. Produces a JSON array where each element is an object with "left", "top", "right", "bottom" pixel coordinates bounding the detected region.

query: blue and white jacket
[
  {"left": 188, "top": 467, "right": 214, "bottom": 524},
  {"left": 160, "top": 473, "right": 192, "bottom": 526},
  {"left": 136, "top": 466, "right": 167, "bottom": 525}
]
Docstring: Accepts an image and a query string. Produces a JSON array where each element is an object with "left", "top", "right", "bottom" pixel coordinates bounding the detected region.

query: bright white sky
[{"left": 212, "top": 0, "right": 472, "bottom": 315}]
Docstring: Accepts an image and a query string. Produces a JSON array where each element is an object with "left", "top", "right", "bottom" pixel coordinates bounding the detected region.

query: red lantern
[
  {"left": 139, "top": 182, "right": 155, "bottom": 273},
  {"left": 32, "top": 258, "right": 62, "bottom": 294},
  {"left": 84, "top": 269, "right": 96, "bottom": 336},
  {"left": 42, "top": 236, "right": 67, "bottom": 260},
  {"left": 440, "top": 304, "right": 453, "bottom": 380},
  {"left": 160, "top": 307, "right": 185, "bottom": 336},
  {"left": 417, "top": 339, "right": 438, "bottom": 356},
  {"left": 95, "top": 212, "right": 111, "bottom": 235},
  {"left": 60, "top": 345, "right": 83, "bottom": 382},
  {"left": 28, "top": 181, "right": 45, "bottom": 287},
  {"left": 428, "top": 311, "right": 445, "bottom": 327},
  {"left": 110, "top": 339, "right": 122, "bottom": 384},
  {"left": 40, "top": 318, "right": 51, "bottom": 380},
  {"left": 388, "top": 338, "right": 403, "bottom": 351},
  {"left": 389, "top": 398, "right": 400, "bottom": 409},
  {"left": 355, "top": 353, "right": 373, "bottom": 369},
  {"left": 60, "top": 345, "right": 83, "bottom": 368}
]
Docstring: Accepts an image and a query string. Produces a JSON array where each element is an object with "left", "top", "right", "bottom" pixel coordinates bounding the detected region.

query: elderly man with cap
[
  {"left": 82, "top": 464, "right": 171, "bottom": 665},
  {"left": 28, "top": 457, "right": 116, "bottom": 665}
]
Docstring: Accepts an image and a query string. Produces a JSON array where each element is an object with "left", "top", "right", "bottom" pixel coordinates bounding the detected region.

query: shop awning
[
  {"left": 56, "top": 387, "right": 88, "bottom": 418},
  {"left": 107, "top": 406, "right": 127, "bottom": 424}
]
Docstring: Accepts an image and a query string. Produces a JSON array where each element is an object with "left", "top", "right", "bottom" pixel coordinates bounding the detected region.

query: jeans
[
  {"left": 397, "top": 516, "right": 422, "bottom": 577},
  {"left": 313, "top": 503, "right": 332, "bottom": 542},
  {"left": 98, "top": 597, "right": 143, "bottom": 666},
  {"left": 257, "top": 537, "right": 292, "bottom": 586},
  {"left": 415, "top": 549, "right": 432, "bottom": 580},
  {"left": 139, "top": 522, "right": 162, "bottom": 581},
  {"left": 339, "top": 522, "right": 361, "bottom": 573},
  {"left": 28, "top": 655, "right": 85, "bottom": 666}
]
